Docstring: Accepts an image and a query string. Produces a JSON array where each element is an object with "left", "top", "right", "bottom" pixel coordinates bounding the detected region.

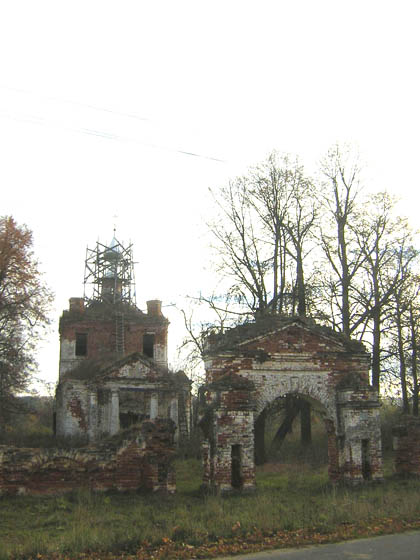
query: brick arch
[{"left": 244, "top": 371, "right": 337, "bottom": 425}]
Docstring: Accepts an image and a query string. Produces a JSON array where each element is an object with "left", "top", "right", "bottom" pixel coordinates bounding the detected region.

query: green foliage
[
  {"left": 0, "top": 217, "right": 53, "bottom": 429},
  {"left": 0, "top": 396, "right": 55, "bottom": 447}
]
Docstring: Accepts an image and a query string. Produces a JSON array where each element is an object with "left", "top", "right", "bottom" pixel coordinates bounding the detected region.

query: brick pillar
[
  {"left": 150, "top": 393, "right": 158, "bottom": 420},
  {"left": 199, "top": 372, "right": 256, "bottom": 493},
  {"left": 170, "top": 396, "right": 178, "bottom": 441},
  {"left": 337, "top": 388, "right": 383, "bottom": 483},
  {"left": 88, "top": 391, "right": 98, "bottom": 441},
  {"left": 110, "top": 390, "right": 120, "bottom": 435}
]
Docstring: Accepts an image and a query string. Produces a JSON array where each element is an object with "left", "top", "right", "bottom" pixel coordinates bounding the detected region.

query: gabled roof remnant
[
  {"left": 62, "top": 351, "right": 191, "bottom": 386},
  {"left": 204, "top": 315, "right": 366, "bottom": 355}
]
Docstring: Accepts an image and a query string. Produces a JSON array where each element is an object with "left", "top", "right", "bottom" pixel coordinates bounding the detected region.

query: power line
[
  {"left": 0, "top": 109, "right": 226, "bottom": 163},
  {"left": 0, "top": 84, "right": 226, "bottom": 162}
]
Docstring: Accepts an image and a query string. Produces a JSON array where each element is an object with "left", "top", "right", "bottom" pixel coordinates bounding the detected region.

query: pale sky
[{"left": 1, "top": 1, "right": 419, "bottom": 392}]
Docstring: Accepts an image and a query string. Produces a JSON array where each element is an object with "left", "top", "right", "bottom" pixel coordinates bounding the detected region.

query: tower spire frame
[{"left": 83, "top": 237, "right": 137, "bottom": 306}]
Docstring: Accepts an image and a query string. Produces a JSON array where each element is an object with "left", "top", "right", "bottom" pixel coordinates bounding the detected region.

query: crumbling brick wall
[
  {"left": 59, "top": 299, "right": 169, "bottom": 377},
  {"left": 393, "top": 415, "right": 420, "bottom": 477},
  {"left": 202, "top": 317, "right": 383, "bottom": 486},
  {"left": 0, "top": 419, "right": 176, "bottom": 496},
  {"left": 200, "top": 373, "right": 256, "bottom": 493},
  {"left": 55, "top": 354, "right": 191, "bottom": 443}
]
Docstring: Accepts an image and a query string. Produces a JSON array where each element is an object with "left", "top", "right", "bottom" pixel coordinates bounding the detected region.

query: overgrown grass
[{"left": 1, "top": 459, "right": 420, "bottom": 559}]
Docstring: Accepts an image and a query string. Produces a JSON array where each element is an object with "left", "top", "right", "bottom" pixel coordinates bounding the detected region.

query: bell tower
[
  {"left": 83, "top": 233, "right": 136, "bottom": 306},
  {"left": 58, "top": 233, "right": 169, "bottom": 377}
]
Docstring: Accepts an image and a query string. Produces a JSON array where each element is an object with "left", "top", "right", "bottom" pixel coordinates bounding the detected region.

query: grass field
[{"left": 1, "top": 456, "right": 420, "bottom": 560}]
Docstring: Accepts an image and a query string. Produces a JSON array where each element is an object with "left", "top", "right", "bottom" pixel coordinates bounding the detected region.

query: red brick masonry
[
  {"left": 0, "top": 419, "right": 176, "bottom": 496},
  {"left": 393, "top": 415, "right": 420, "bottom": 477}
]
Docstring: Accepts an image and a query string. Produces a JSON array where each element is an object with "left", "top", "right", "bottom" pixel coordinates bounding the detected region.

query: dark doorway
[
  {"left": 362, "top": 439, "right": 371, "bottom": 480},
  {"left": 231, "top": 444, "right": 242, "bottom": 488}
]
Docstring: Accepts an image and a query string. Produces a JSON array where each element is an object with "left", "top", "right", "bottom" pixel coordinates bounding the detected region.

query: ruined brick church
[
  {"left": 199, "top": 316, "right": 384, "bottom": 491},
  {"left": 55, "top": 235, "right": 191, "bottom": 442}
]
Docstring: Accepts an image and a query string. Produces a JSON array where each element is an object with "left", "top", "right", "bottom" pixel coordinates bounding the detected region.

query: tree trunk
[
  {"left": 396, "top": 303, "right": 410, "bottom": 414},
  {"left": 371, "top": 294, "right": 381, "bottom": 391},
  {"left": 338, "top": 220, "right": 351, "bottom": 339},
  {"left": 300, "top": 400, "right": 312, "bottom": 444},
  {"left": 270, "top": 396, "right": 300, "bottom": 450},
  {"left": 410, "top": 306, "right": 419, "bottom": 417},
  {"left": 296, "top": 246, "right": 306, "bottom": 317}
]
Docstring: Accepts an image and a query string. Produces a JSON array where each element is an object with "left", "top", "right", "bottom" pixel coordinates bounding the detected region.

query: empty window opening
[
  {"left": 75, "top": 333, "right": 88, "bottom": 356},
  {"left": 231, "top": 444, "right": 243, "bottom": 489},
  {"left": 361, "top": 439, "right": 371, "bottom": 480},
  {"left": 143, "top": 334, "right": 155, "bottom": 358}
]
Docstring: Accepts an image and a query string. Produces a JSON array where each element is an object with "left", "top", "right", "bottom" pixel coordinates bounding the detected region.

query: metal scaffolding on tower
[{"left": 83, "top": 235, "right": 137, "bottom": 307}]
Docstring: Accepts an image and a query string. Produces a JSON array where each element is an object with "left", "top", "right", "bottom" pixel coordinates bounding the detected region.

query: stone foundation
[{"left": 0, "top": 419, "right": 176, "bottom": 496}]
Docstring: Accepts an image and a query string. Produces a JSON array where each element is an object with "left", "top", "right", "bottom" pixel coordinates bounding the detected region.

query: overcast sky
[{"left": 1, "top": 1, "right": 419, "bottom": 391}]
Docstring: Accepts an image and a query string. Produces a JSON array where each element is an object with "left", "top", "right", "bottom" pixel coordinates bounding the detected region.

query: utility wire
[
  {"left": 0, "top": 109, "right": 226, "bottom": 163},
  {"left": 0, "top": 84, "right": 226, "bottom": 162}
]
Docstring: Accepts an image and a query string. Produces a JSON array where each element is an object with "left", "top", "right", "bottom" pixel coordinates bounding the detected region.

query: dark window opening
[
  {"left": 231, "top": 444, "right": 243, "bottom": 489},
  {"left": 158, "top": 463, "right": 168, "bottom": 484},
  {"left": 143, "top": 334, "right": 155, "bottom": 358},
  {"left": 361, "top": 439, "right": 371, "bottom": 480},
  {"left": 119, "top": 412, "right": 144, "bottom": 429},
  {"left": 75, "top": 333, "right": 88, "bottom": 356}
]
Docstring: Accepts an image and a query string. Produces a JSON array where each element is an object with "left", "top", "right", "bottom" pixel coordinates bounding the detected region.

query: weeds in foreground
[{"left": 1, "top": 460, "right": 420, "bottom": 559}]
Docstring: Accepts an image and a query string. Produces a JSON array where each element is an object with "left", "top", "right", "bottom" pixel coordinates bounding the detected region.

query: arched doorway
[{"left": 254, "top": 393, "right": 329, "bottom": 470}]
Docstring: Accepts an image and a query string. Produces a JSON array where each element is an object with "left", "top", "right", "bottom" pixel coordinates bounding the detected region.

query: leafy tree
[{"left": 0, "top": 216, "right": 52, "bottom": 430}]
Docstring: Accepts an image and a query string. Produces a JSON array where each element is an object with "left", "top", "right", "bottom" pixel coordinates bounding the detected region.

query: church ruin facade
[
  {"left": 200, "top": 316, "right": 383, "bottom": 492},
  {"left": 55, "top": 235, "right": 191, "bottom": 443}
]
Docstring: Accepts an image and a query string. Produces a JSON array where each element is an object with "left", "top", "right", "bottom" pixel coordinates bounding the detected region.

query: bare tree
[
  {"left": 384, "top": 271, "right": 420, "bottom": 413},
  {"left": 176, "top": 293, "right": 243, "bottom": 391},
  {"left": 352, "top": 193, "right": 417, "bottom": 390},
  {"left": 209, "top": 152, "right": 317, "bottom": 317},
  {"left": 318, "top": 144, "right": 365, "bottom": 337},
  {"left": 250, "top": 153, "right": 318, "bottom": 316}
]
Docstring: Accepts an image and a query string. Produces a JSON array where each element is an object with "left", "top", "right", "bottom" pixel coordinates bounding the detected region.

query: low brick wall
[
  {"left": 393, "top": 415, "right": 420, "bottom": 477},
  {"left": 0, "top": 419, "right": 176, "bottom": 496}
]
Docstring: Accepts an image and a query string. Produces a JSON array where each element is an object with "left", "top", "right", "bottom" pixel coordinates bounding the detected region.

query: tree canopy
[
  {"left": 181, "top": 146, "right": 420, "bottom": 411},
  {"left": 0, "top": 216, "right": 53, "bottom": 428}
]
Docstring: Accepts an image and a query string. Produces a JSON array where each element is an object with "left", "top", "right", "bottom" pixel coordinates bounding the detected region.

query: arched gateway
[{"left": 199, "top": 316, "right": 383, "bottom": 492}]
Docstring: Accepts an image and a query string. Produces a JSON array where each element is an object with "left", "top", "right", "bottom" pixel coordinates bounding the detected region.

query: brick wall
[
  {"left": 393, "top": 416, "right": 420, "bottom": 477},
  {"left": 59, "top": 302, "right": 169, "bottom": 376},
  {"left": 0, "top": 420, "right": 176, "bottom": 496}
]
